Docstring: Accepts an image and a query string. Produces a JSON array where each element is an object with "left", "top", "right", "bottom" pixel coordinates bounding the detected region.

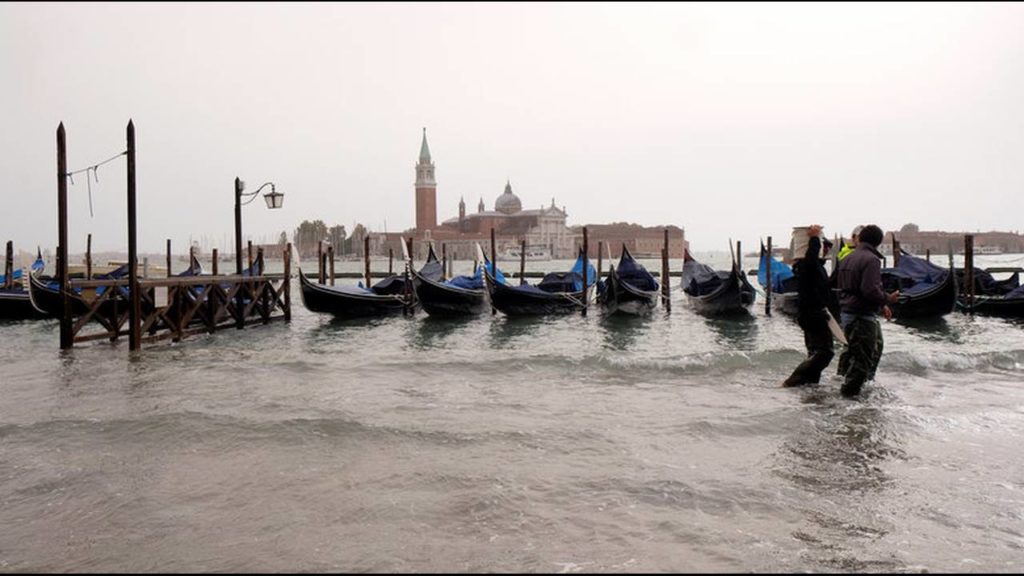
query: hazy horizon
[{"left": 3, "top": 2, "right": 1023, "bottom": 255}]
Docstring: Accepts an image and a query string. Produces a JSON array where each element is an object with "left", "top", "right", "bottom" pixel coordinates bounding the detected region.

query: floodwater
[{"left": 1, "top": 253, "right": 1023, "bottom": 573}]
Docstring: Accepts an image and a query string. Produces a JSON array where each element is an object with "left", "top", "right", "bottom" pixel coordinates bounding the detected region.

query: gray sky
[{"left": 2, "top": 2, "right": 1023, "bottom": 254}]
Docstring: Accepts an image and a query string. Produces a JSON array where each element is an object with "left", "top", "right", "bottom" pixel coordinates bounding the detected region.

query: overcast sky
[{"left": 2, "top": 2, "right": 1023, "bottom": 254}]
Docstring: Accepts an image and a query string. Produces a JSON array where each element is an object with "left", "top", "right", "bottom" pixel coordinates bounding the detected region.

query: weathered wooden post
[
  {"left": 247, "top": 240, "right": 254, "bottom": 274},
  {"left": 581, "top": 226, "right": 589, "bottom": 316},
  {"left": 926, "top": 249, "right": 931, "bottom": 262},
  {"left": 317, "top": 241, "right": 324, "bottom": 284},
  {"left": 519, "top": 239, "right": 526, "bottom": 285},
  {"left": 189, "top": 244, "right": 195, "bottom": 271},
  {"left": 166, "top": 239, "right": 172, "bottom": 277},
  {"left": 491, "top": 228, "right": 497, "bottom": 315},
  {"left": 389, "top": 247, "right": 394, "bottom": 275},
  {"left": 257, "top": 246, "right": 268, "bottom": 323},
  {"left": 283, "top": 242, "right": 292, "bottom": 323},
  {"left": 363, "top": 235, "right": 371, "bottom": 289},
  {"left": 892, "top": 234, "right": 900, "bottom": 267},
  {"left": 442, "top": 243, "right": 448, "bottom": 281},
  {"left": 965, "top": 234, "right": 975, "bottom": 314},
  {"left": 736, "top": 240, "right": 742, "bottom": 270},
  {"left": 765, "top": 236, "right": 773, "bottom": 317},
  {"left": 3, "top": 241, "right": 12, "bottom": 290},
  {"left": 57, "top": 123, "right": 72, "bottom": 349},
  {"left": 127, "top": 120, "right": 141, "bottom": 351},
  {"left": 597, "top": 240, "right": 603, "bottom": 281},
  {"left": 662, "top": 228, "right": 671, "bottom": 312},
  {"left": 211, "top": 248, "right": 219, "bottom": 276},
  {"left": 328, "top": 244, "right": 335, "bottom": 286},
  {"left": 86, "top": 233, "right": 92, "bottom": 280}
]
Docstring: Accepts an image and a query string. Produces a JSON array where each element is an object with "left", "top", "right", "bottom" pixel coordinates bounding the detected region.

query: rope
[{"left": 65, "top": 151, "right": 126, "bottom": 218}]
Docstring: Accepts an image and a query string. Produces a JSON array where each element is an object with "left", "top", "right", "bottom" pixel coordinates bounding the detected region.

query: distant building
[
  {"left": 381, "top": 129, "right": 689, "bottom": 262},
  {"left": 881, "top": 223, "right": 1024, "bottom": 255}
]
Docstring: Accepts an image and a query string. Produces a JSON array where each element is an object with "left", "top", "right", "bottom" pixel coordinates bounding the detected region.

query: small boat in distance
[
  {"left": 500, "top": 244, "right": 551, "bottom": 262},
  {"left": 412, "top": 245, "right": 496, "bottom": 318},
  {"left": 0, "top": 249, "right": 47, "bottom": 320}
]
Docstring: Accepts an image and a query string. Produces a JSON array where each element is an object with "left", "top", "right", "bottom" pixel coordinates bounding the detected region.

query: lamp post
[
  {"left": 234, "top": 177, "right": 284, "bottom": 328},
  {"left": 234, "top": 177, "right": 284, "bottom": 276}
]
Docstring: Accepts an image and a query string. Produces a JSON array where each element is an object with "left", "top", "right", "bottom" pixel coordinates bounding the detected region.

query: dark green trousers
[
  {"left": 840, "top": 316, "right": 881, "bottom": 397},
  {"left": 837, "top": 321, "right": 883, "bottom": 380}
]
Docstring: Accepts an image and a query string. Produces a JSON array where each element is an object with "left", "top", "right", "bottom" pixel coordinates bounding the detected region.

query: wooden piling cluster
[{"left": 55, "top": 121, "right": 290, "bottom": 352}]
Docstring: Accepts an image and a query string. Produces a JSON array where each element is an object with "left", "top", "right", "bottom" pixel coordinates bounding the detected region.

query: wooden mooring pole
[
  {"left": 965, "top": 234, "right": 975, "bottom": 314},
  {"left": 662, "top": 228, "right": 671, "bottom": 312},
  {"left": 519, "top": 239, "right": 526, "bottom": 285},
  {"left": 491, "top": 228, "right": 497, "bottom": 315},
  {"left": 363, "top": 235, "right": 371, "bottom": 289},
  {"left": 892, "top": 234, "right": 900, "bottom": 267},
  {"left": 283, "top": 242, "right": 292, "bottom": 322},
  {"left": 328, "top": 244, "right": 335, "bottom": 286},
  {"left": 765, "top": 236, "right": 773, "bottom": 317},
  {"left": 442, "top": 243, "right": 448, "bottom": 281},
  {"left": 3, "top": 241, "right": 12, "bottom": 290},
  {"left": 597, "top": 240, "right": 603, "bottom": 281},
  {"left": 127, "top": 120, "right": 141, "bottom": 351},
  {"left": 581, "top": 226, "right": 588, "bottom": 317},
  {"left": 86, "top": 233, "right": 92, "bottom": 280},
  {"left": 166, "top": 239, "right": 172, "bottom": 277},
  {"left": 211, "top": 248, "right": 219, "bottom": 276},
  {"left": 389, "top": 247, "right": 394, "bottom": 275},
  {"left": 57, "top": 123, "right": 72, "bottom": 349}
]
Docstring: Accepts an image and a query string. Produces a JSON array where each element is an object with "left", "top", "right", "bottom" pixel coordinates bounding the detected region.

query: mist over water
[{"left": 1, "top": 255, "right": 1023, "bottom": 572}]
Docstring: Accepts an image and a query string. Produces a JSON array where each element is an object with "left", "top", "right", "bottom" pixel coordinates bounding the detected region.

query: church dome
[{"left": 494, "top": 180, "right": 522, "bottom": 215}]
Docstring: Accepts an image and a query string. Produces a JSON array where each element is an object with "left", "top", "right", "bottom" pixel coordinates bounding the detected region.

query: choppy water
[{"left": 1, "top": 254, "right": 1023, "bottom": 573}]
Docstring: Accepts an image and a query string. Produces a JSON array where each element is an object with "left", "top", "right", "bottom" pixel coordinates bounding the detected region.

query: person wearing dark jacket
[
  {"left": 782, "top": 225, "right": 837, "bottom": 387},
  {"left": 834, "top": 224, "right": 899, "bottom": 397}
]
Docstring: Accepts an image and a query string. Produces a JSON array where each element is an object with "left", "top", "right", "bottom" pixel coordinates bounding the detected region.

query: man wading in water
[
  {"left": 834, "top": 224, "right": 899, "bottom": 397},
  {"left": 782, "top": 225, "right": 838, "bottom": 388}
]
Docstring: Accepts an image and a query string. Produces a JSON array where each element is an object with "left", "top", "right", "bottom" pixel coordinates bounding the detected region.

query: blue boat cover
[
  {"left": 882, "top": 251, "right": 949, "bottom": 297},
  {"left": 757, "top": 251, "right": 795, "bottom": 293},
  {"left": 617, "top": 247, "right": 658, "bottom": 291},
  {"left": 0, "top": 255, "right": 46, "bottom": 284},
  {"left": 447, "top": 260, "right": 507, "bottom": 290},
  {"left": 536, "top": 252, "right": 596, "bottom": 293}
]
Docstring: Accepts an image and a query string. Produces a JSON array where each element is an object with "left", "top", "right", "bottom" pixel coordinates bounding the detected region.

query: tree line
[{"left": 290, "top": 220, "right": 368, "bottom": 258}]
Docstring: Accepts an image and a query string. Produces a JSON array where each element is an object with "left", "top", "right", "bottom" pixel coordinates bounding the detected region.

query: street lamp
[
  {"left": 234, "top": 177, "right": 284, "bottom": 277},
  {"left": 234, "top": 176, "right": 283, "bottom": 330}
]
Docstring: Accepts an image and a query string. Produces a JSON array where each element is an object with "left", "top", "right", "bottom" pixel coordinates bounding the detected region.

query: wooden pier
[{"left": 56, "top": 121, "right": 290, "bottom": 351}]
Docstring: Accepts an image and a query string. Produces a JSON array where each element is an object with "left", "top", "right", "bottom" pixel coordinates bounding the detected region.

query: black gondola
[
  {"left": 0, "top": 250, "right": 46, "bottom": 320},
  {"left": 411, "top": 246, "right": 489, "bottom": 317},
  {"left": 299, "top": 252, "right": 442, "bottom": 319},
  {"left": 597, "top": 244, "right": 660, "bottom": 316},
  {"left": 682, "top": 249, "right": 756, "bottom": 316},
  {"left": 881, "top": 250, "right": 956, "bottom": 319},
  {"left": 955, "top": 267, "right": 1024, "bottom": 318},
  {"left": 27, "top": 262, "right": 131, "bottom": 320},
  {"left": 27, "top": 255, "right": 204, "bottom": 322},
  {"left": 483, "top": 248, "right": 595, "bottom": 316}
]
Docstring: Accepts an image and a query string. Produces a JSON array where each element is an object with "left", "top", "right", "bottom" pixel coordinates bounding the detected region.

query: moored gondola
[
  {"left": 682, "top": 249, "right": 756, "bottom": 316},
  {"left": 955, "top": 266, "right": 1024, "bottom": 318},
  {"left": 411, "top": 245, "right": 491, "bottom": 317},
  {"left": 597, "top": 244, "right": 660, "bottom": 316},
  {"left": 881, "top": 250, "right": 956, "bottom": 319},
  {"left": 0, "top": 249, "right": 47, "bottom": 320},
  {"left": 482, "top": 247, "right": 595, "bottom": 316}
]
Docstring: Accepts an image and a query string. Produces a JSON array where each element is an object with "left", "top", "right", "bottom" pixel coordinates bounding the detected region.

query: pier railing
[{"left": 64, "top": 249, "right": 291, "bottom": 347}]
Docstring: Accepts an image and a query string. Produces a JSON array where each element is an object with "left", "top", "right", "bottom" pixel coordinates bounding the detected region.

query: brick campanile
[{"left": 415, "top": 128, "right": 437, "bottom": 232}]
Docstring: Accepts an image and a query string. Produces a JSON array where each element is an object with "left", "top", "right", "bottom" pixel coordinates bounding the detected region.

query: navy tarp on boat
[
  {"left": 536, "top": 252, "right": 596, "bottom": 293},
  {"left": 616, "top": 249, "right": 658, "bottom": 292},
  {"left": 957, "top": 267, "right": 1020, "bottom": 296},
  {"left": 882, "top": 251, "right": 950, "bottom": 297},
  {"left": 683, "top": 260, "right": 729, "bottom": 297},
  {"left": 446, "top": 260, "right": 507, "bottom": 290}
]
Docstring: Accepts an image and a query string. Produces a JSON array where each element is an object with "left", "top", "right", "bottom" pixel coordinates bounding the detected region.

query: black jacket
[
  {"left": 793, "top": 236, "right": 835, "bottom": 320},
  {"left": 836, "top": 244, "right": 888, "bottom": 315}
]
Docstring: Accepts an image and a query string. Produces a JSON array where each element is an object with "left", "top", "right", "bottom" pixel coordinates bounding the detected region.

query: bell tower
[{"left": 415, "top": 128, "right": 437, "bottom": 232}]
